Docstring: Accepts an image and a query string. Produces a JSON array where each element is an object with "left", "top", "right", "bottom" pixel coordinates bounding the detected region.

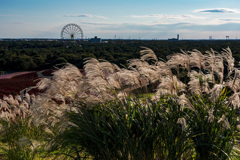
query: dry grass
[
  {"left": 0, "top": 47, "right": 239, "bottom": 128},
  {"left": 0, "top": 47, "right": 239, "bottom": 159}
]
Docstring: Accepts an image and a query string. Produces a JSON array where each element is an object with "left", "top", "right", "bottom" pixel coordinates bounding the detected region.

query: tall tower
[{"left": 177, "top": 34, "right": 179, "bottom": 40}]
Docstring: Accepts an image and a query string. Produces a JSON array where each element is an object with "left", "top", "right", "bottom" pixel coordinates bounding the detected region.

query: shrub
[
  {"left": 50, "top": 97, "right": 195, "bottom": 160},
  {"left": 0, "top": 118, "right": 52, "bottom": 160}
]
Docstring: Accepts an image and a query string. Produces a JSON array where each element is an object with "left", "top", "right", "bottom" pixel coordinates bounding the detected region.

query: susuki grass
[
  {"left": 184, "top": 92, "right": 240, "bottom": 160},
  {"left": 49, "top": 92, "right": 239, "bottom": 160},
  {"left": 0, "top": 118, "right": 53, "bottom": 160},
  {"left": 0, "top": 47, "right": 240, "bottom": 159},
  {"left": 50, "top": 97, "right": 194, "bottom": 160}
]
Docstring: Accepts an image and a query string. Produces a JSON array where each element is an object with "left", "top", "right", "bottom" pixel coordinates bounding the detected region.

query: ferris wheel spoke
[
  {"left": 72, "top": 25, "right": 78, "bottom": 32},
  {"left": 72, "top": 26, "right": 76, "bottom": 32},
  {"left": 65, "top": 28, "right": 71, "bottom": 33},
  {"left": 74, "top": 26, "right": 78, "bottom": 31},
  {"left": 63, "top": 32, "right": 69, "bottom": 36},
  {"left": 63, "top": 33, "right": 71, "bottom": 39},
  {"left": 64, "top": 29, "right": 72, "bottom": 36},
  {"left": 71, "top": 26, "right": 77, "bottom": 33}
]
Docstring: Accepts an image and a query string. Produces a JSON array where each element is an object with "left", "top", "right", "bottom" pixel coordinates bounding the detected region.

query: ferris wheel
[{"left": 61, "top": 23, "right": 84, "bottom": 40}]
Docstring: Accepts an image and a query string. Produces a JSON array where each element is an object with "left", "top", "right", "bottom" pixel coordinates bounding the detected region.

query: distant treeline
[{"left": 1, "top": 40, "right": 240, "bottom": 71}]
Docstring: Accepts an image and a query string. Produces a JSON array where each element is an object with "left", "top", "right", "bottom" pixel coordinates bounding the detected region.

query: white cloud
[
  {"left": 219, "top": 18, "right": 240, "bottom": 22},
  {"left": 0, "top": 14, "right": 24, "bottom": 17},
  {"left": 129, "top": 12, "right": 240, "bottom": 26},
  {"left": 80, "top": 21, "right": 116, "bottom": 26},
  {"left": 129, "top": 14, "right": 207, "bottom": 26},
  {"left": 63, "top": 14, "right": 109, "bottom": 19},
  {"left": 194, "top": 8, "right": 240, "bottom": 13},
  {"left": 131, "top": 14, "right": 205, "bottom": 20},
  {"left": 2, "top": 12, "right": 240, "bottom": 39},
  {"left": 2, "top": 20, "right": 240, "bottom": 39}
]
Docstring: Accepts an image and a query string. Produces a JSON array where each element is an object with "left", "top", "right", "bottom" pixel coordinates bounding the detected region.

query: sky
[{"left": 1, "top": 0, "right": 240, "bottom": 39}]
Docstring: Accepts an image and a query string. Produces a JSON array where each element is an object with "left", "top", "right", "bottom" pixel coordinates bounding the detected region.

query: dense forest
[{"left": 1, "top": 39, "right": 240, "bottom": 71}]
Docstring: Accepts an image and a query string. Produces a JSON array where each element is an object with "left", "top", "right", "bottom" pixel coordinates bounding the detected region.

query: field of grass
[{"left": 0, "top": 47, "right": 240, "bottom": 159}]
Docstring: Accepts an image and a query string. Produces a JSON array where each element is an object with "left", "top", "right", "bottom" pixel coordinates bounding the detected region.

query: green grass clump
[
  {"left": 0, "top": 118, "right": 54, "bottom": 160},
  {"left": 49, "top": 90, "right": 240, "bottom": 160},
  {"left": 50, "top": 97, "right": 193, "bottom": 160}
]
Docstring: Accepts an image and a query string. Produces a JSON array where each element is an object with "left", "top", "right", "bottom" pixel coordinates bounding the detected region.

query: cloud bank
[
  {"left": 63, "top": 14, "right": 109, "bottom": 19},
  {"left": 194, "top": 8, "right": 240, "bottom": 13},
  {"left": 131, "top": 14, "right": 205, "bottom": 20}
]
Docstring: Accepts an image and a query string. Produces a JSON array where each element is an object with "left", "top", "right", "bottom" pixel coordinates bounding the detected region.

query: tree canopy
[{"left": 1, "top": 40, "right": 240, "bottom": 71}]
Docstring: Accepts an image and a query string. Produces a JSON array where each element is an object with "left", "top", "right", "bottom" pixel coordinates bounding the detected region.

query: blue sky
[{"left": 1, "top": 0, "right": 240, "bottom": 39}]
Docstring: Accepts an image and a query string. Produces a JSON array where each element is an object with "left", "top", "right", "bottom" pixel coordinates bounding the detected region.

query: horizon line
[{"left": 0, "top": 38, "right": 239, "bottom": 41}]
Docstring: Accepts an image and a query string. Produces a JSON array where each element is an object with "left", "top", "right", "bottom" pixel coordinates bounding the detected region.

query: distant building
[
  {"left": 102, "top": 40, "right": 109, "bottom": 43},
  {"left": 89, "top": 36, "right": 102, "bottom": 43},
  {"left": 168, "top": 34, "right": 179, "bottom": 41}
]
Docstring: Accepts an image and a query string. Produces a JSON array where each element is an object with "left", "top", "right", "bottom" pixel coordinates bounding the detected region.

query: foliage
[
  {"left": 43, "top": 45, "right": 240, "bottom": 159},
  {"left": 50, "top": 97, "right": 194, "bottom": 160},
  {"left": 0, "top": 118, "right": 53, "bottom": 160},
  {"left": 185, "top": 92, "right": 240, "bottom": 160},
  {"left": 1, "top": 44, "right": 240, "bottom": 159},
  {"left": 1, "top": 40, "right": 240, "bottom": 71},
  {"left": 50, "top": 92, "right": 240, "bottom": 160}
]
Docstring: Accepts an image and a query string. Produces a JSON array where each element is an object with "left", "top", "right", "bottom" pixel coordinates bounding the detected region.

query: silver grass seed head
[
  {"left": 84, "top": 58, "right": 105, "bottom": 79},
  {"left": 218, "top": 114, "right": 231, "bottom": 130},
  {"left": 188, "top": 78, "right": 201, "bottom": 95},
  {"left": 3, "top": 95, "right": 18, "bottom": 106},
  {"left": 201, "top": 81, "right": 210, "bottom": 94},
  {"left": 157, "top": 76, "right": 174, "bottom": 93},
  {"left": 168, "top": 51, "right": 191, "bottom": 74},
  {"left": 127, "top": 59, "right": 143, "bottom": 70},
  {"left": 106, "top": 75, "right": 121, "bottom": 89},
  {"left": 214, "top": 56, "right": 224, "bottom": 84},
  {"left": 204, "top": 49, "right": 217, "bottom": 71},
  {"left": 226, "top": 79, "right": 240, "bottom": 93},
  {"left": 156, "top": 76, "right": 186, "bottom": 96},
  {"left": 177, "top": 117, "right": 187, "bottom": 132},
  {"left": 188, "top": 49, "right": 204, "bottom": 69},
  {"left": 117, "top": 69, "right": 140, "bottom": 87},
  {"left": 153, "top": 89, "right": 173, "bottom": 100},
  {"left": 36, "top": 78, "right": 51, "bottom": 91},
  {"left": 84, "top": 58, "right": 99, "bottom": 65},
  {"left": 222, "top": 47, "right": 234, "bottom": 77},
  {"left": 207, "top": 108, "right": 215, "bottom": 123},
  {"left": 229, "top": 93, "right": 240, "bottom": 109},
  {"left": 157, "top": 61, "right": 173, "bottom": 77},
  {"left": 88, "top": 76, "right": 110, "bottom": 92},
  {"left": 178, "top": 94, "right": 197, "bottom": 113},
  {"left": 173, "top": 76, "right": 187, "bottom": 93},
  {"left": 15, "top": 95, "right": 22, "bottom": 103},
  {"left": 99, "top": 61, "right": 116, "bottom": 75},
  {"left": 209, "top": 84, "right": 225, "bottom": 102},
  {"left": 140, "top": 47, "right": 158, "bottom": 65},
  {"left": 53, "top": 63, "right": 82, "bottom": 79},
  {"left": 138, "top": 67, "right": 159, "bottom": 83}
]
